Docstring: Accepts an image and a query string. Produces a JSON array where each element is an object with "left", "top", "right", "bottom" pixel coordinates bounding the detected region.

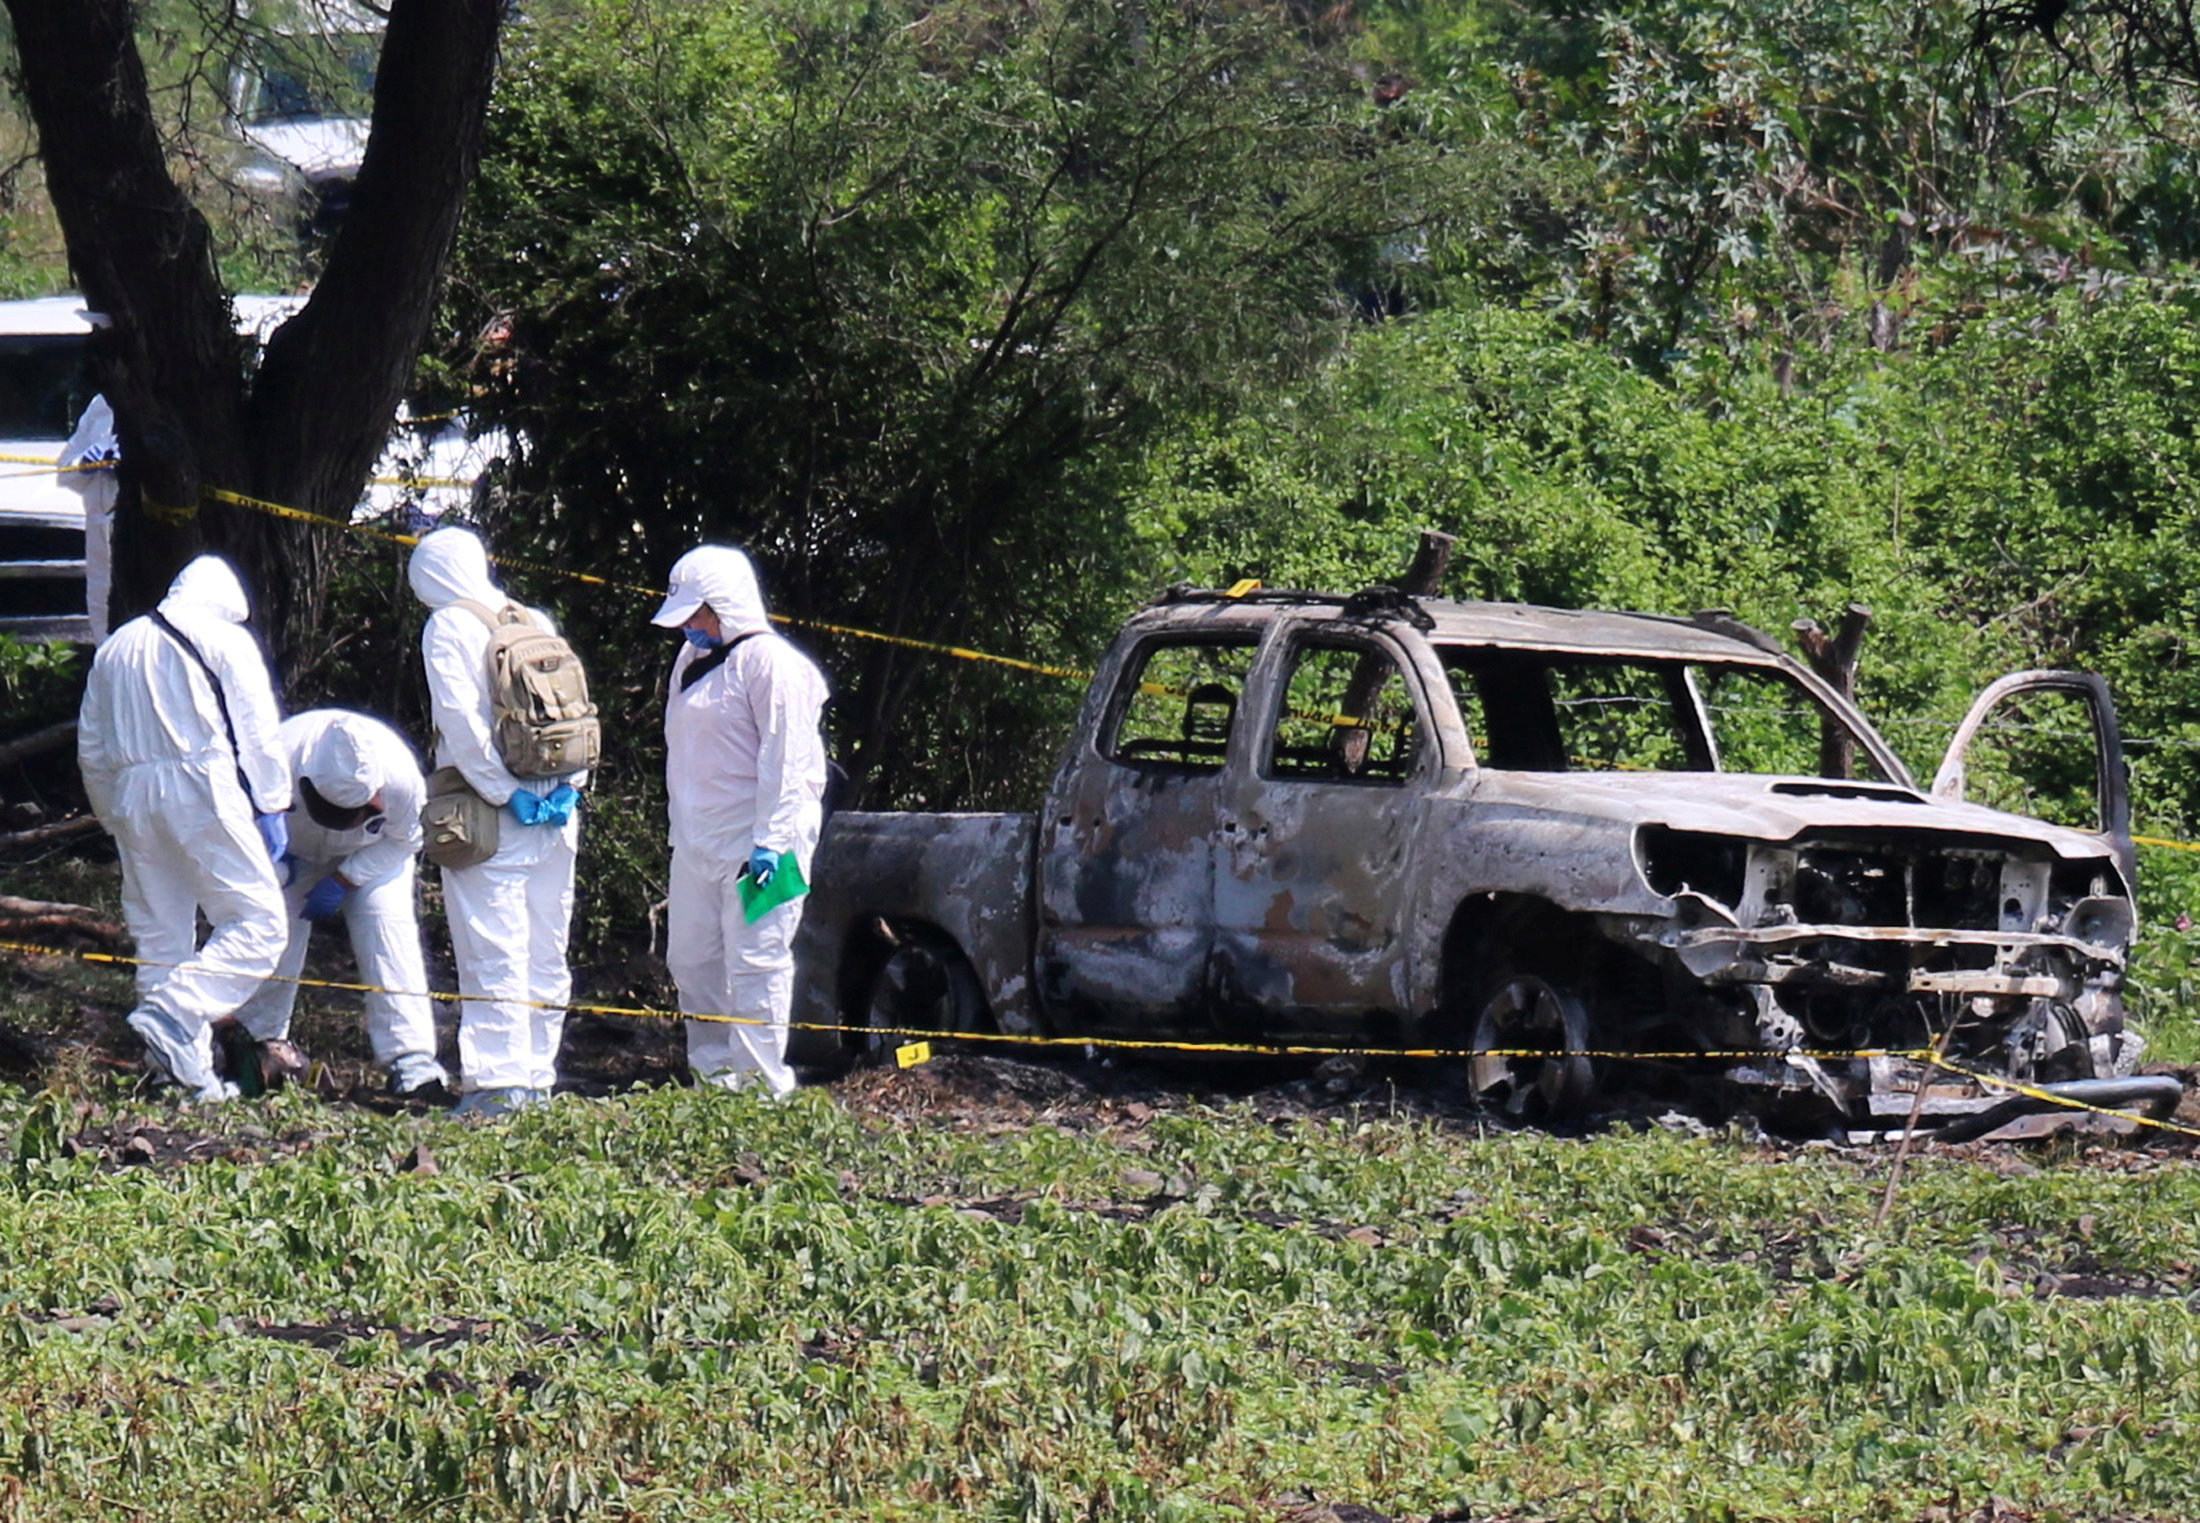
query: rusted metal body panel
[
  {"left": 788, "top": 811, "right": 1038, "bottom": 1068},
  {"left": 798, "top": 589, "right": 2147, "bottom": 1133}
]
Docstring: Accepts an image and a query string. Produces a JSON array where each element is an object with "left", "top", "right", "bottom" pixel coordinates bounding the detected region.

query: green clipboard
[{"left": 736, "top": 852, "right": 809, "bottom": 924}]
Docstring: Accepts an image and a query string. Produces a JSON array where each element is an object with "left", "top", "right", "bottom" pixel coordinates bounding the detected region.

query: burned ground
[
  {"left": 8, "top": 935, "right": 2200, "bottom": 1156},
  {"left": 8, "top": 895, "right": 2200, "bottom": 1523},
  {"left": 3, "top": 844, "right": 2197, "bottom": 1174}
]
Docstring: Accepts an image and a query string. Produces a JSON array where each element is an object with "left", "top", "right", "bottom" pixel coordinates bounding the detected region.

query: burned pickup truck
[{"left": 792, "top": 586, "right": 2174, "bottom": 1136}]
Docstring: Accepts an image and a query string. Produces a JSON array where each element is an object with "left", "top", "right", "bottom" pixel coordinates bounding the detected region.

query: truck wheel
[
  {"left": 849, "top": 927, "right": 991, "bottom": 1068},
  {"left": 1469, "top": 972, "right": 1597, "bottom": 1121}
]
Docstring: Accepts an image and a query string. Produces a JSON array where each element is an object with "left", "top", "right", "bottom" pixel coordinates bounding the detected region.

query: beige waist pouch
[{"left": 421, "top": 766, "right": 500, "bottom": 871}]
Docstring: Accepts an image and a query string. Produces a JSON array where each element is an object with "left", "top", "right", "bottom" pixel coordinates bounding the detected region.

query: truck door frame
[
  {"left": 1033, "top": 619, "right": 1265, "bottom": 1035},
  {"left": 1931, "top": 669, "right": 2134, "bottom": 888},
  {"left": 1209, "top": 615, "right": 1444, "bottom": 1039}
]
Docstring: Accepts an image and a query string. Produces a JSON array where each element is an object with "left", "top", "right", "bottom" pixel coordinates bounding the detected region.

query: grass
[
  {"left": 5, "top": 839, "right": 2200, "bottom": 1521},
  {"left": 3, "top": 1075, "right": 2200, "bottom": 1520}
]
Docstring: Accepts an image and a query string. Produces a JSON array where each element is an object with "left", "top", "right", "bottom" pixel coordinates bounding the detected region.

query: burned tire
[
  {"left": 1468, "top": 972, "right": 1597, "bottom": 1121},
  {"left": 845, "top": 925, "right": 991, "bottom": 1068}
]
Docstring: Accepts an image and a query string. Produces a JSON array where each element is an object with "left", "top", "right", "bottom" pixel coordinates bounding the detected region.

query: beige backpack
[{"left": 457, "top": 599, "right": 601, "bottom": 778}]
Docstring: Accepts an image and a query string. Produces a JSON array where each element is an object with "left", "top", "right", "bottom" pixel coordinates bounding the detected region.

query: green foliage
[
  {"left": 0, "top": 634, "right": 82, "bottom": 727},
  {"left": 0, "top": 0, "right": 337, "bottom": 294},
  {"left": 1869, "top": 286, "right": 2200, "bottom": 824},
  {"left": 1438, "top": 0, "right": 2200, "bottom": 374},
  {"left": 1131, "top": 303, "right": 1982, "bottom": 750},
  {"left": 4, "top": 1089, "right": 2200, "bottom": 1517},
  {"left": 448, "top": 0, "right": 1491, "bottom": 808}
]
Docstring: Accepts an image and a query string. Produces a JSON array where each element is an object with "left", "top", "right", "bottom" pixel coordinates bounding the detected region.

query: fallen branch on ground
[
  {"left": 0, "top": 814, "right": 103, "bottom": 851},
  {"left": 0, "top": 893, "right": 125, "bottom": 947},
  {"left": 0, "top": 720, "right": 75, "bottom": 767}
]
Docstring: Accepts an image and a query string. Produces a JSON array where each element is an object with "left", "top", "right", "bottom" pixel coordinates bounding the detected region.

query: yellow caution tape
[
  {"left": 0, "top": 934, "right": 1898, "bottom": 1054},
  {"left": 0, "top": 459, "right": 112, "bottom": 478},
  {"left": 1924, "top": 1052, "right": 2200, "bottom": 1140},
  {"left": 182, "top": 478, "right": 2200, "bottom": 794},
  {"left": 201, "top": 482, "right": 1095, "bottom": 682},
  {"left": 3, "top": 931, "right": 2190, "bottom": 1134}
]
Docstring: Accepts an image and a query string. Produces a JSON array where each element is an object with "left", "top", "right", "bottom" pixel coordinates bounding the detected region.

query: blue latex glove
[
  {"left": 302, "top": 873, "right": 351, "bottom": 923},
  {"left": 276, "top": 851, "right": 301, "bottom": 888},
  {"left": 510, "top": 784, "right": 579, "bottom": 828},
  {"left": 254, "top": 811, "right": 289, "bottom": 862},
  {"left": 746, "top": 846, "right": 782, "bottom": 887}
]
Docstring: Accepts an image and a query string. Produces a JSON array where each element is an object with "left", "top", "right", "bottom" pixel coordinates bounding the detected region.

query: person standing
[
  {"left": 653, "top": 544, "right": 829, "bottom": 1096},
  {"left": 407, "top": 526, "right": 585, "bottom": 1116},
  {"left": 232, "top": 709, "right": 451, "bottom": 1098},
  {"left": 77, "top": 554, "right": 291, "bottom": 1102}
]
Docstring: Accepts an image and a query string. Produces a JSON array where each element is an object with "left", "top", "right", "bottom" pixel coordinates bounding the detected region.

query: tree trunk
[
  {"left": 1793, "top": 604, "right": 1871, "bottom": 780},
  {"left": 1, "top": 0, "right": 505, "bottom": 672},
  {"left": 1333, "top": 529, "right": 1456, "bottom": 770}
]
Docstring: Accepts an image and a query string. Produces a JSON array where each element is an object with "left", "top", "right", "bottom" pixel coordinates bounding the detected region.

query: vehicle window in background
[
  {"left": 1946, "top": 687, "right": 2105, "bottom": 831},
  {"left": 1695, "top": 663, "right": 1893, "bottom": 782},
  {"left": 1440, "top": 647, "right": 1892, "bottom": 779},
  {"left": 1267, "top": 640, "right": 1419, "bottom": 783},
  {"left": 1107, "top": 638, "right": 1259, "bottom": 773},
  {"left": 240, "top": 32, "right": 378, "bottom": 124},
  {"left": 0, "top": 338, "right": 95, "bottom": 440}
]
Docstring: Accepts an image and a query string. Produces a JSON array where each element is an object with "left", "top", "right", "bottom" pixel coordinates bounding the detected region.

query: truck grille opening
[{"left": 1792, "top": 845, "right": 2003, "bottom": 930}]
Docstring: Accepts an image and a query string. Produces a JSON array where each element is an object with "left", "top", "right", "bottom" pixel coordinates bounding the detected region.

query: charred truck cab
[{"left": 793, "top": 588, "right": 2170, "bottom": 1139}]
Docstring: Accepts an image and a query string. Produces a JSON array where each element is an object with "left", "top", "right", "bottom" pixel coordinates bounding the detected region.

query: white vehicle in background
[
  {"left": 0, "top": 292, "right": 504, "bottom": 645},
  {"left": 227, "top": 1, "right": 383, "bottom": 237},
  {"left": 0, "top": 296, "right": 108, "bottom": 643}
]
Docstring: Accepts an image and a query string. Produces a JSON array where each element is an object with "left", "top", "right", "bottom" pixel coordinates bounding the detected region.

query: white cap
[
  {"left": 650, "top": 571, "right": 705, "bottom": 627},
  {"left": 651, "top": 545, "right": 768, "bottom": 636}
]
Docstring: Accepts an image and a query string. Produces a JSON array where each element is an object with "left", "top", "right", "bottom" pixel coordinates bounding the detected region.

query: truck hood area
[{"left": 1465, "top": 768, "right": 2119, "bottom": 865}]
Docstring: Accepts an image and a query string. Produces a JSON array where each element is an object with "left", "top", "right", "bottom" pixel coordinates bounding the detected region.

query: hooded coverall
[
  {"left": 654, "top": 545, "right": 829, "bottom": 1095},
  {"left": 233, "top": 710, "right": 448, "bottom": 1092},
  {"left": 407, "top": 527, "right": 583, "bottom": 1097},
  {"left": 78, "top": 555, "right": 291, "bottom": 1099}
]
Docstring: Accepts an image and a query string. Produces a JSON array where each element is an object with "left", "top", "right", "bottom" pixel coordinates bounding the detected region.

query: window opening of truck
[
  {"left": 1695, "top": 663, "right": 1890, "bottom": 779},
  {"left": 1107, "top": 638, "right": 1258, "bottom": 773},
  {"left": 1266, "top": 639, "right": 1418, "bottom": 784},
  {"left": 1948, "top": 687, "right": 2105, "bottom": 832},
  {"left": 1439, "top": 647, "right": 1891, "bottom": 780}
]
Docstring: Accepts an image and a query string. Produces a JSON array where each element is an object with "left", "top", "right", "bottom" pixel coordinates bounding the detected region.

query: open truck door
[{"left": 1932, "top": 670, "right": 2134, "bottom": 892}]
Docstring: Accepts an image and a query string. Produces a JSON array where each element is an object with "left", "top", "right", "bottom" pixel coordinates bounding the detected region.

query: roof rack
[
  {"left": 1147, "top": 584, "right": 1349, "bottom": 609},
  {"left": 1687, "top": 608, "right": 1786, "bottom": 657},
  {"left": 1147, "top": 584, "right": 1435, "bottom": 631},
  {"left": 1341, "top": 584, "right": 1435, "bottom": 631}
]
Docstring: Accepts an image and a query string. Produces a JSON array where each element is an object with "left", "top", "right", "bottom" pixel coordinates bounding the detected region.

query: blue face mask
[{"left": 683, "top": 627, "right": 720, "bottom": 651}]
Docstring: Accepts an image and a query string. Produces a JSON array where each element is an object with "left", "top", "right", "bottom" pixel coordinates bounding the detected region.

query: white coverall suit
[
  {"left": 654, "top": 545, "right": 829, "bottom": 1096},
  {"left": 233, "top": 710, "right": 449, "bottom": 1093},
  {"left": 407, "top": 527, "right": 584, "bottom": 1097},
  {"left": 78, "top": 555, "right": 291, "bottom": 1100}
]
